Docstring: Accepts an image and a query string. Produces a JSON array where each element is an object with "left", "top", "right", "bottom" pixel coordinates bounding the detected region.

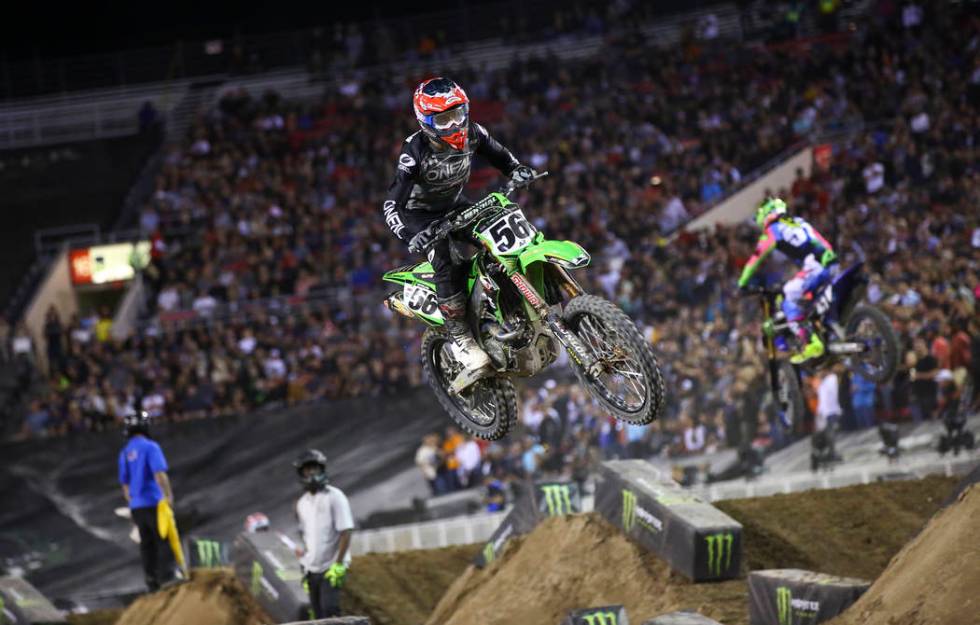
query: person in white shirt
[
  {"left": 812, "top": 365, "right": 844, "bottom": 469},
  {"left": 293, "top": 449, "right": 354, "bottom": 619}
]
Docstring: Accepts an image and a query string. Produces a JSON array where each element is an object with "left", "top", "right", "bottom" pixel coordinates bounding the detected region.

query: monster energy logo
[
  {"left": 540, "top": 484, "right": 573, "bottom": 516},
  {"left": 483, "top": 542, "right": 495, "bottom": 564},
  {"left": 775, "top": 585, "right": 820, "bottom": 624},
  {"left": 622, "top": 489, "right": 637, "bottom": 531},
  {"left": 581, "top": 610, "right": 618, "bottom": 625},
  {"left": 196, "top": 539, "right": 222, "bottom": 567},
  {"left": 250, "top": 561, "right": 263, "bottom": 595},
  {"left": 777, "top": 586, "right": 792, "bottom": 625},
  {"left": 705, "top": 532, "right": 734, "bottom": 576},
  {"left": 621, "top": 489, "right": 662, "bottom": 533}
]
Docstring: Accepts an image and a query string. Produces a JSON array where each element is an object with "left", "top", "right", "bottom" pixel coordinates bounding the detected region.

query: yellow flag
[{"left": 157, "top": 499, "right": 188, "bottom": 577}]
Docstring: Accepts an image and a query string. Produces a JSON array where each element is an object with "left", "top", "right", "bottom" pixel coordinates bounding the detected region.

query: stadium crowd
[{"left": 11, "top": 1, "right": 979, "bottom": 459}]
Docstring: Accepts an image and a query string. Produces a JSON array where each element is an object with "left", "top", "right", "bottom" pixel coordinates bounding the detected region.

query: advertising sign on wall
[{"left": 69, "top": 241, "right": 150, "bottom": 285}]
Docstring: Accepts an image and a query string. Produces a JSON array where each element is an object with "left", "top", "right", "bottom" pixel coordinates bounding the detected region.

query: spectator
[
  {"left": 908, "top": 337, "right": 939, "bottom": 423},
  {"left": 414, "top": 433, "right": 441, "bottom": 495}
]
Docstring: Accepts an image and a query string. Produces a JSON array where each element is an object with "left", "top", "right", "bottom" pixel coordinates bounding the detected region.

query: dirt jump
[
  {"left": 827, "top": 483, "right": 980, "bottom": 625},
  {"left": 70, "top": 474, "right": 968, "bottom": 625},
  {"left": 109, "top": 569, "right": 271, "bottom": 625}
]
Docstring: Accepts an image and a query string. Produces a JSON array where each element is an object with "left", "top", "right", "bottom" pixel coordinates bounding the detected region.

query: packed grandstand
[{"left": 0, "top": 1, "right": 978, "bottom": 624}]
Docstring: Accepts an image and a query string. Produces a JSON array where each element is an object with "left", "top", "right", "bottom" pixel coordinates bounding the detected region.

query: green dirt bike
[{"left": 382, "top": 173, "right": 665, "bottom": 440}]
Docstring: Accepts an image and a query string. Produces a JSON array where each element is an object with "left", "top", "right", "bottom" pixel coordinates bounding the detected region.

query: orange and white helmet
[{"left": 413, "top": 77, "right": 470, "bottom": 151}]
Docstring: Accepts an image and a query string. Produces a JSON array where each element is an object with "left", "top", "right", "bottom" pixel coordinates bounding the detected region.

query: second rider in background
[{"left": 738, "top": 198, "right": 838, "bottom": 364}]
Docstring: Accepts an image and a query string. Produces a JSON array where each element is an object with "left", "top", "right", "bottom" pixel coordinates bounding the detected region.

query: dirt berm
[
  {"left": 424, "top": 475, "right": 957, "bottom": 625},
  {"left": 109, "top": 569, "right": 271, "bottom": 625},
  {"left": 827, "top": 483, "right": 980, "bottom": 625}
]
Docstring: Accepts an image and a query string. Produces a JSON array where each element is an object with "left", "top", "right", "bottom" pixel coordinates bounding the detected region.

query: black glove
[
  {"left": 408, "top": 227, "right": 436, "bottom": 255},
  {"left": 510, "top": 164, "right": 536, "bottom": 186}
]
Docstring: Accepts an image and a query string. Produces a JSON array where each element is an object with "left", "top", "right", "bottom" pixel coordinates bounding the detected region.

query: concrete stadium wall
[
  {"left": 684, "top": 146, "right": 814, "bottom": 232},
  {"left": 23, "top": 249, "right": 76, "bottom": 373},
  {"left": 348, "top": 453, "right": 976, "bottom": 556}
]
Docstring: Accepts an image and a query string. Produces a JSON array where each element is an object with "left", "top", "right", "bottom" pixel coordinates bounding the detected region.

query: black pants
[
  {"left": 305, "top": 571, "right": 342, "bottom": 618},
  {"left": 401, "top": 202, "right": 471, "bottom": 299},
  {"left": 132, "top": 506, "right": 174, "bottom": 591}
]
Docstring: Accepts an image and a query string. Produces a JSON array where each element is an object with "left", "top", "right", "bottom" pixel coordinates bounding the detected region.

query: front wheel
[
  {"left": 421, "top": 329, "right": 517, "bottom": 440},
  {"left": 562, "top": 295, "right": 665, "bottom": 424},
  {"left": 776, "top": 360, "right": 805, "bottom": 431},
  {"left": 843, "top": 305, "right": 899, "bottom": 382}
]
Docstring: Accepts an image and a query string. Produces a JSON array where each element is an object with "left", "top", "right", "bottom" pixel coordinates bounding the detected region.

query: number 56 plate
[{"left": 478, "top": 207, "right": 537, "bottom": 256}]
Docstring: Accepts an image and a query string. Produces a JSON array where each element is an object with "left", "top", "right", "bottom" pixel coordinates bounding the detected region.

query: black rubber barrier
[
  {"left": 641, "top": 611, "right": 725, "bottom": 624},
  {"left": 748, "top": 569, "right": 870, "bottom": 625},
  {"left": 0, "top": 576, "right": 66, "bottom": 624},
  {"left": 594, "top": 460, "right": 742, "bottom": 581},
  {"left": 561, "top": 604, "right": 629, "bottom": 625},
  {"left": 232, "top": 531, "right": 309, "bottom": 623},
  {"left": 278, "top": 618, "right": 370, "bottom": 625},
  {"left": 185, "top": 535, "right": 230, "bottom": 568},
  {"left": 474, "top": 480, "right": 581, "bottom": 568}
]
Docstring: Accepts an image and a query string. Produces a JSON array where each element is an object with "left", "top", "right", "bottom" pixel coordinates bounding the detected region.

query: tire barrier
[
  {"left": 278, "top": 618, "right": 371, "bottom": 625},
  {"left": 232, "top": 531, "right": 309, "bottom": 623},
  {"left": 594, "top": 460, "right": 742, "bottom": 581},
  {"left": 641, "top": 611, "right": 725, "bottom": 625},
  {"left": 185, "top": 535, "right": 230, "bottom": 568},
  {"left": 474, "top": 480, "right": 581, "bottom": 568},
  {"left": 748, "top": 569, "right": 870, "bottom": 625},
  {"left": 561, "top": 605, "right": 629, "bottom": 625},
  {"left": 0, "top": 576, "right": 66, "bottom": 624}
]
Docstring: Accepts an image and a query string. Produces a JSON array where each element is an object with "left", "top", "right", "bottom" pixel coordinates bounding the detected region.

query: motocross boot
[
  {"left": 790, "top": 327, "right": 825, "bottom": 365},
  {"left": 439, "top": 293, "right": 492, "bottom": 392}
]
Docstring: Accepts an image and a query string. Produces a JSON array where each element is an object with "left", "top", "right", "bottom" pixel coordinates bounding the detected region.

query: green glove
[{"left": 324, "top": 562, "right": 347, "bottom": 588}]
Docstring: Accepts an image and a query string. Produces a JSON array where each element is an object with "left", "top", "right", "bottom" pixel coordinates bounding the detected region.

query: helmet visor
[{"left": 430, "top": 105, "right": 467, "bottom": 130}]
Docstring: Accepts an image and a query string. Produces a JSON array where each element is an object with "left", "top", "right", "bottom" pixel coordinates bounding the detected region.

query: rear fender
[
  {"left": 383, "top": 262, "right": 443, "bottom": 326},
  {"left": 829, "top": 262, "right": 867, "bottom": 323}
]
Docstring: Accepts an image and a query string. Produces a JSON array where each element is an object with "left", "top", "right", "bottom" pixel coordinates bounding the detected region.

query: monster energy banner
[
  {"left": 0, "top": 576, "right": 66, "bottom": 624},
  {"left": 748, "top": 569, "right": 870, "bottom": 625},
  {"left": 231, "top": 531, "right": 309, "bottom": 623},
  {"left": 640, "top": 610, "right": 725, "bottom": 625},
  {"left": 561, "top": 604, "right": 629, "bottom": 625},
  {"left": 186, "top": 536, "right": 229, "bottom": 569},
  {"left": 594, "top": 460, "right": 742, "bottom": 581},
  {"left": 474, "top": 480, "right": 581, "bottom": 568}
]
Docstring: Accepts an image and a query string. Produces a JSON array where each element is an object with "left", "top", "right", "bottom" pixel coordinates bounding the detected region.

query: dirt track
[
  {"left": 827, "top": 483, "right": 980, "bottom": 625},
  {"left": 424, "top": 475, "right": 958, "bottom": 625},
  {"left": 72, "top": 475, "right": 961, "bottom": 625}
]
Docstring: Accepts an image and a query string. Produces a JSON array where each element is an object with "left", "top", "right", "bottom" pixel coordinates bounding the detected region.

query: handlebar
[
  {"left": 739, "top": 284, "right": 783, "bottom": 298},
  {"left": 416, "top": 171, "right": 549, "bottom": 253}
]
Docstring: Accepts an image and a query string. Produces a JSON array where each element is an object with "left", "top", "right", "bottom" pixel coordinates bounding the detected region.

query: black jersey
[{"left": 382, "top": 122, "right": 519, "bottom": 239}]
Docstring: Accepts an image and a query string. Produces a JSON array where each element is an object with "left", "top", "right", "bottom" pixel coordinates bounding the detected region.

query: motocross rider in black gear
[{"left": 383, "top": 77, "right": 535, "bottom": 381}]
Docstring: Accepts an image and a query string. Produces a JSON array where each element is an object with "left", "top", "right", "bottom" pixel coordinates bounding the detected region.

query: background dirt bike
[
  {"left": 745, "top": 262, "right": 899, "bottom": 431},
  {"left": 382, "top": 174, "right": 665, "bottom": 440}
]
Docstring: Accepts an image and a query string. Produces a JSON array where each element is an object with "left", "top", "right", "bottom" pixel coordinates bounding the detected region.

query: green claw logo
[
  {"left": 540, "top": 484, "right": 573, "bottom": 516},
  {"left": 483, "top": 542, "right": 495, "bottom": 564},
  {"left": 250, "top": 561, "right": 263, "bottom": 595},
  {"left": 776, "top": 586, "right": 792, "bottom": 625},
  {"left": 705, "top": 532, "right": 734, "bottom": 576},
  {"left": 621, "top": 489, "right": 636, "bottom": 532},
  {"left": 196, "top": 539, "right": 222, "bottom": 567},
  {"left": 581, "top": 611, "right": 618, "bottom": 625}
]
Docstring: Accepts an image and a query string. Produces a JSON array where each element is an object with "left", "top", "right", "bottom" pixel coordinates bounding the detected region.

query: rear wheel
[
  {"left": 562, "top": 295, "right": 665, "bottom": 424},
  {"left": 421, "top": 329, "right": 517, "bottom": 440},
  {"left": 843, "top": 305, "right": 898, "bottom": 382}
]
